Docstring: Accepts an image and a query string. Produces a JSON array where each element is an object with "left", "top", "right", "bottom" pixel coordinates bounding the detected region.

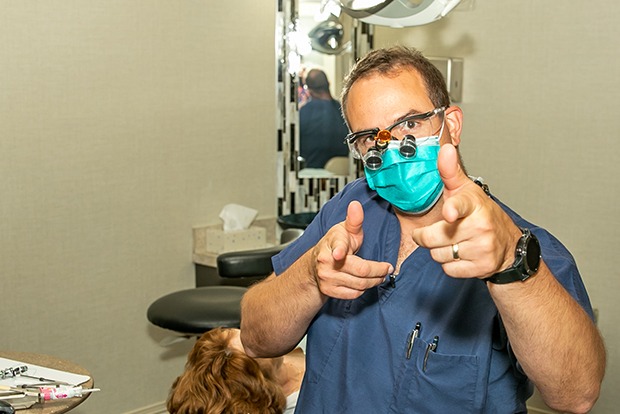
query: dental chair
[
  {"left": 146, "top": 228, "right": 304, "bottom": 338},
  {"left": 324, "top": 156, "right": 350, "bottom": 176}
]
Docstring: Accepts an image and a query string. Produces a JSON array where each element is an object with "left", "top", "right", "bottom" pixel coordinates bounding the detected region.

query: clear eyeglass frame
[{"left": 344, "top": 107, "right": 446, "bottom": 159}]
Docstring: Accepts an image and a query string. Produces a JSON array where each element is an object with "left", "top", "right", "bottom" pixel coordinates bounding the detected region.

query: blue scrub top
[{"left": 273, "top": 178, "right": 594, "bottom": 413}]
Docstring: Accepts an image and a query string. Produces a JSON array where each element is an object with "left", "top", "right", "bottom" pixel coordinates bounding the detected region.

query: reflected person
[
  {"left": 299, "top": 68, "right": 349, "bottom": 169},
  {"left": 241, "top": 46, "right": 605, "bottom": 413}
]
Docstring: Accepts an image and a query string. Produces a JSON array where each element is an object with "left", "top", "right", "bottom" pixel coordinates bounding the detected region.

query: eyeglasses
[{"left": 344, "top": 107, "right": 446, "bottom": 160}]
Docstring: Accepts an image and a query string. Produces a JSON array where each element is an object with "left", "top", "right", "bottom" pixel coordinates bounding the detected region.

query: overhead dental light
[
  {"left": 308, "top": 14, "right": 348, "bottom": 55},
  {"left": 339, "top": 0, "right": 462, "bottom": 28}
]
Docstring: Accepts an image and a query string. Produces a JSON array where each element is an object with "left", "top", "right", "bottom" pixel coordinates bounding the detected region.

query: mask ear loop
[
  {"left": 437, "top": 114, "right": 446, "bottom": 141},
  {"left": 431, "top": 112, "right": 446, "bottom": 145}
]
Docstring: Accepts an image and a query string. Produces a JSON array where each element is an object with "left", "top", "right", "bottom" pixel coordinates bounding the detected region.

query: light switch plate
[{"left": 428, "top": 56, "right": 464, "bottom": 103}]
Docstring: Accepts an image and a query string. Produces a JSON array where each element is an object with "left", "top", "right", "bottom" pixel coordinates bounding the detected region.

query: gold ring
[{"left": 451, "top": 243, "right": 460, "bottom": 260}]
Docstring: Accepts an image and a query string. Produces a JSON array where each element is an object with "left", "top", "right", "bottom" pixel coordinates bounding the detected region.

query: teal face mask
[{"left": 365, "top": 136, "right": 443, "bottom": 214}]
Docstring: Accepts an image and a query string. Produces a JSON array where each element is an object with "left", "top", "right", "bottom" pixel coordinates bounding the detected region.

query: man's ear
[{"left": 443, "top": 106, "right": 463, "bottom": 146}]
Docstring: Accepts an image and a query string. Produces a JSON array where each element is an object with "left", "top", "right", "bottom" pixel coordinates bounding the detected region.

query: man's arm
[
  {"left": 412, "top": 144, "right": 605, "bottom": 413},
  {"left": 241, "top": 201, "right": 393, "bottom": 357},
  {"left": 240, "top": 251, "right": 324, "bottom": 358},
  {"left": 488, "top": 264, "right": 605, "bottom": 414}
]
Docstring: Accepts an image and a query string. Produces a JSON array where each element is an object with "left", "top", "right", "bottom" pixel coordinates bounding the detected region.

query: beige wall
[
  {"left": 0, "top": 1, "right": 275, "bottom": 412},
  {"left": 374, "top": 1, "right": 619, "bottom": 412}
]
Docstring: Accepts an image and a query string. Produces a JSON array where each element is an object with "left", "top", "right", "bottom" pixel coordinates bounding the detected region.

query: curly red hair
[{"left": 167, "top": 328, "right": 287, "bottom": 414}]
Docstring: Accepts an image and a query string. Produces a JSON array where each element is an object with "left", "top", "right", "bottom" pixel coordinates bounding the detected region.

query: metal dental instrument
[
  {"left": 0, "top": 366, "right": 28, "bottom": 380},
  {"left": 0, "top": 365, "right": 69, "bottom": 385}
]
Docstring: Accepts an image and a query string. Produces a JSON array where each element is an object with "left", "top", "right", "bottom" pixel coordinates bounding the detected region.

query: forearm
[
  {"left": 489, "top": 262, "right": 605, "bottom": 413},
  {"left": 240, "top": 249, "right": 325, "bottom": 358}
]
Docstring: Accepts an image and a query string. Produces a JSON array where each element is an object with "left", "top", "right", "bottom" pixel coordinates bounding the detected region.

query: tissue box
[{"left": 206, "top": 226, "right": 267, "bottom": 253}]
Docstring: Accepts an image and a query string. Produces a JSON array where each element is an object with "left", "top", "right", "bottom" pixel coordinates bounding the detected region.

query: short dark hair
[
  {"left": 305, "top": 68, "right": 330, "bottom": 93},
  {"left": 340, "top": 46, "right": 450, "bottom": 122}
]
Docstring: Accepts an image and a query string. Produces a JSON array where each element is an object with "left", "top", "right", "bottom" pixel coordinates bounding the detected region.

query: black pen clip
[{"left": 388, "top": 274, "right": 396, "bottom": 288}]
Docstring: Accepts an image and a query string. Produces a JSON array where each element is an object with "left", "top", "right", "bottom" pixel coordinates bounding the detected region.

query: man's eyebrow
[
  {"left": 352, "top": 108, "right": 427, "bottom": 134},
  {"left": 390, "top": 108, "right": 426, "bottom": 125}
]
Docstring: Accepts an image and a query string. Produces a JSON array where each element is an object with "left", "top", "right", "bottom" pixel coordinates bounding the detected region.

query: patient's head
[{"left": 167, "top": 328, "right": 287, "bottom": 414}]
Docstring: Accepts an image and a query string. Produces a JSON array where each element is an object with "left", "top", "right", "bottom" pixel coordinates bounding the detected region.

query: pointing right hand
[{"left": 312, "top": 201, "right": 394, "bottom": 300}]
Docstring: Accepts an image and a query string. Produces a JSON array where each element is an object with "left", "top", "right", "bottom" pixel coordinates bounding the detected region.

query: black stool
[
  {"left": 147, "top": 228, "right": 306, "bottom": 338},
  {"left": 147, "top": 286, "right": 247, "bottom": 335}
]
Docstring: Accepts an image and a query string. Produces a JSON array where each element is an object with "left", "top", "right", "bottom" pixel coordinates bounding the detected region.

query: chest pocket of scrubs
[{"left": 397, "top": 338, "right": 482, "bottom": 413}]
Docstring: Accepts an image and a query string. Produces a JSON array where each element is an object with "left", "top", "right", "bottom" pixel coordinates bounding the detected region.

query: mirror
[
  {"left": 275, "top": 0, "right": 372, "bottom": 215},
  {"left": 297, "top": 0, "right": 353, "bottom": 179}
]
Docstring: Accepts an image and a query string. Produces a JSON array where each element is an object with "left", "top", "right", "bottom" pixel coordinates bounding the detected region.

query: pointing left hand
[{"left": 411, "top": 144, "right": 521, "bottom": 279}]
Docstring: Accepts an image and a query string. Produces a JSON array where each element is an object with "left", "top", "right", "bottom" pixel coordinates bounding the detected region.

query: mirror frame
[{"left": 276, "top": 0, "right": 374, "bottom": 215}]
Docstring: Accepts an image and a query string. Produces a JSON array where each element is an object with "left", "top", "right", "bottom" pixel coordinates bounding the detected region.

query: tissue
[
  {"left": 205, "top": 204, "right": 267, "bottom": 253},
  {"left": 219, "top": 203, "right": 258, "bottom": 232}
]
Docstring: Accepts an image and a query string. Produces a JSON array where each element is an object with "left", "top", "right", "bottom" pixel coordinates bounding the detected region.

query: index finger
[
  {"left": 411, "top": 219, "right": 457, "bottom": 249},
  {"left": 442, "top": 188, "right": 478, "bottom": 224}
]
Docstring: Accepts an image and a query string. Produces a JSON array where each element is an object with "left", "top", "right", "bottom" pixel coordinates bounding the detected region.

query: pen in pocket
[
  {"left": 423, "top": 335, "right": 439, "bottom": 372},
  {"left": 406, "top": 322, "right": 421, "bottom": 360}
]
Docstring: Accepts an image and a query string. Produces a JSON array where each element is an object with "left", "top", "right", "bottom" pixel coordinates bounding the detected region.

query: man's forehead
[{"left": 346, "top": 70, "right": 433, "bottom": 129}]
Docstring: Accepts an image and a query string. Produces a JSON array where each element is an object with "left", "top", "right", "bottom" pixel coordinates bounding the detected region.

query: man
[
  {"left": 299, "top": 68, "right": 350, "bottom": 168},
  {"left": 241, "top": 46, "right": 605, "bottom": 413}
]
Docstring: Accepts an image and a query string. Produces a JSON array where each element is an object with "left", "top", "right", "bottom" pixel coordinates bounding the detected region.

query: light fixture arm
[{"left": 339, "top": 0, "right": 461, "bottom": 28}]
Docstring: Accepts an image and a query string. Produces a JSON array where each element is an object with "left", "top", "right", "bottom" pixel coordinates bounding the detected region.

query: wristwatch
[{"left": 485, "top": 227, "right": 541, "bottom": 284}]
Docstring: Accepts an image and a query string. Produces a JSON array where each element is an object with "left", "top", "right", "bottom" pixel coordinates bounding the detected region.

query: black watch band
[
  {"left": 485, "top": 227, "right": 541, "bottom": 284},
  {"left": 485, "top": 267, "right": 527, "bottom": 284}
]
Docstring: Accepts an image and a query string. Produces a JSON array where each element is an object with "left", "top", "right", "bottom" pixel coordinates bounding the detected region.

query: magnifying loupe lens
[
  {"left": 399, "top": 135, "right": 417, "bottom": 158},
  {"left": 363, "top": 148, "right": 383, "bottom": 170}
]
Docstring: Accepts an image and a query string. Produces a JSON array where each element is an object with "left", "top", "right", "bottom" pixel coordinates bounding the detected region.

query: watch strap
[
  {"left": 484, "top": 227, "right": 539, "bottom": 284},
  {"left": 484, "top": 267, "right": 526, "bottom": 284}
]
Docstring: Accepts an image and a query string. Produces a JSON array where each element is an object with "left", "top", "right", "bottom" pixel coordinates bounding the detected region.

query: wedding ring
[{"left": 451, "top": 243, "right": 460, "bottom": 260}]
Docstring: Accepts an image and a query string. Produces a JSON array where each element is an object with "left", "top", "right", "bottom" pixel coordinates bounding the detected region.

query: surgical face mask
[{"left": 365, "top": 134, "right": 443, "bottom": 214}]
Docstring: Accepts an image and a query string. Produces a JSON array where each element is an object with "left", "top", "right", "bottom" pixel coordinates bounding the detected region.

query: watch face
[{"left": 525, "top": 235, "right": 541, "bottom": 274}]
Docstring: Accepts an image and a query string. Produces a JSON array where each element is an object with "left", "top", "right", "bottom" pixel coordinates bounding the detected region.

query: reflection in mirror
[
  {"left": 276, "top": 0, "right": 373, "bottom": 216},
  {"left": 298, "top": 68, "right": 349, "bottom": 175},
  {"left": 296, "top": 0, "right": 353, "bottom": 178}
]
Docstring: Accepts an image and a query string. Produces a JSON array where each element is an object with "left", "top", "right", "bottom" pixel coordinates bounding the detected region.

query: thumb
[
  {"left": 344, "top": 200, "right": 364, "bottom": 237},
  {"left": 438, "top": 143, "right": 469, "bottom": 193},
  {"left": 438, "top": 144, "right": 475, "bottom": 223},
  {"left": 332, "top": 201, "right": 364, "bottom": 260}
]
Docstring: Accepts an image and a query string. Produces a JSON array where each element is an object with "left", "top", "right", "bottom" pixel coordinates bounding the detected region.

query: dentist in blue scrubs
[{"left": 241, "top": 46, "right": 605, "bottom": 413}]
